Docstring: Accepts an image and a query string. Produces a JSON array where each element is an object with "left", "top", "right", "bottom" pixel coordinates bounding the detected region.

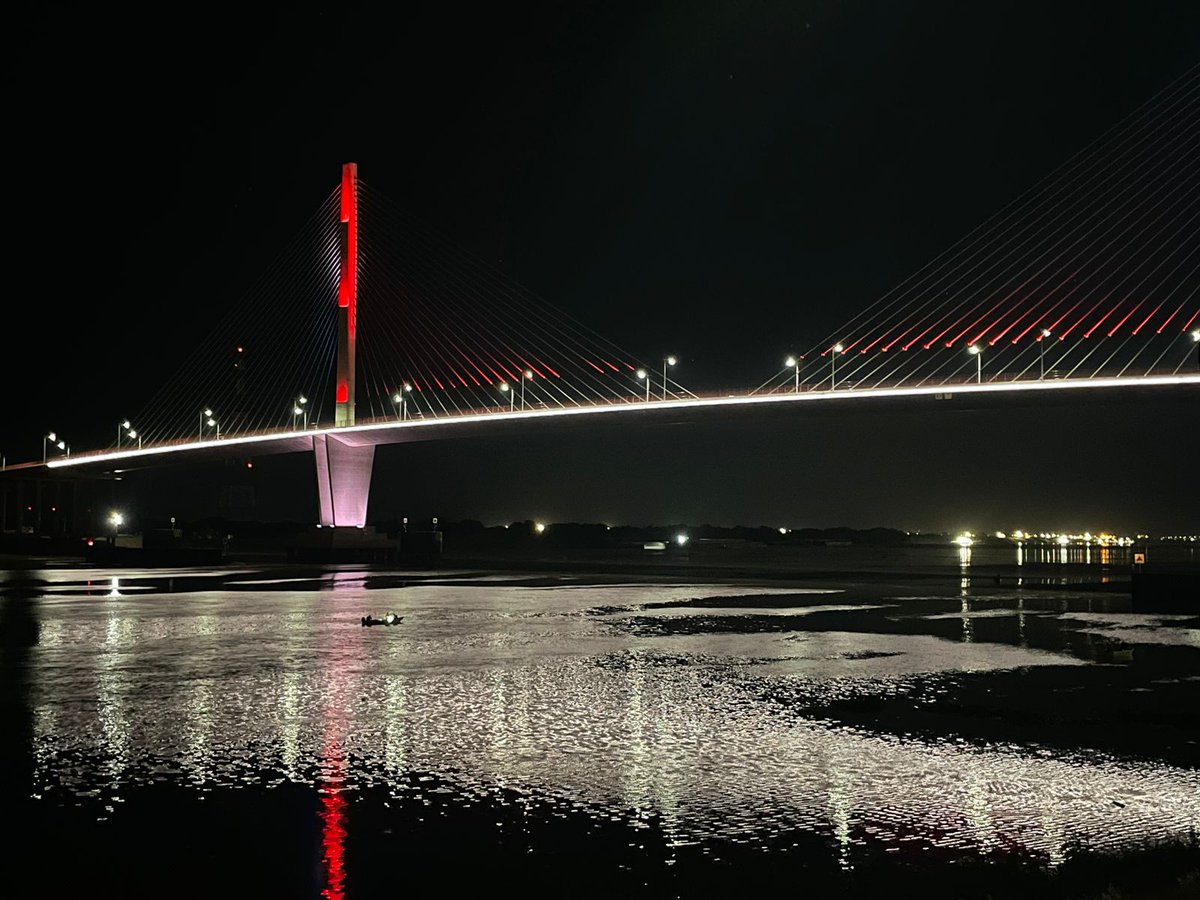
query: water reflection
[{"left": 21, "top": 579, "right": 1200, "bottom": 876}]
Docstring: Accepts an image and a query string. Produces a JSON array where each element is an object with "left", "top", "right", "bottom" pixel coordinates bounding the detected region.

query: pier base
[{"left": 314, "top": 434, "right": 375, "bottom": 527}]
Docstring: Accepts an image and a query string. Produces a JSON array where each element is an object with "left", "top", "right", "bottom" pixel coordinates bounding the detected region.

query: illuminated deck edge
[{"left": 43, "top": 373, "right": 1200, "bottom": 470}]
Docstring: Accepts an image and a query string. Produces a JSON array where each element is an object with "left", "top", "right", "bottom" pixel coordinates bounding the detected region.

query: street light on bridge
[
  {"left": 522, "top": 369, "right": 533, "bottom": 410},
  {"left": 831, "top": 344, "right": 844, "bottom": 389},
  {"left": 498, "top": 381, "right": 514, "bottom": 412},
  {"left": 202, "top": 410, "right": 220, "bottom": 440},
  {"left": 968, "top": 344, "right": 983, "bottom": 383},
  {"left": 662, "top": 355, "right": 676, "bottom": 400},
  {"left": 1038, "top": 329, "right": 1052, "bottom": 379},
  {"left": 636, "top": 368, "right": 649, "bottom": 401},
  {"left": 118, "top": 420, "right": 141, "bottom": 450},
  {"left": 390, "top": 384, "right": 411, "bottom": 421},
  {"left": 43, "top": 432, "right": 66, "bottom": 463},
  {"left": 292, "top": 395, "right": 309, "bottom": 429},
  {"left": 785, "top": 355, "right": 803, "bottom": 392}
]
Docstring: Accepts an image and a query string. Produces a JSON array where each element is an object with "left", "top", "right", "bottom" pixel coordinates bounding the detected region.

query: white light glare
[
  {"left": 675, "top": 533, "right": 689, "bottom": 546},
  {"left": 968, "top": 344, "right": 981, "bottom": 355},
  {"left": 109, "top": 512, "right": 124, "bottom": 527},
  {"left": 534, "top": 522, "right": 546, "bottom": 533},
  {"left": 785, "top": 356, "right": 797, "bottom": 368},
  {"left": 954, "top": 532, "right": 973, "bottom": 547}
]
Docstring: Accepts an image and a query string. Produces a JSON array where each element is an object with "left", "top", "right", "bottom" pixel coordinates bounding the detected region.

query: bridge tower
[
  {"left": 336, "top": 162, "right": 358, "bottom": 427},
  {"left": 313, "top": 163, "right": 375, "bottom": 527}
]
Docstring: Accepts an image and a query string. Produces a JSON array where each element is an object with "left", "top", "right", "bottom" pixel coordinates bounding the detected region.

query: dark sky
[{"left": 4, "top": 2, "right": 1198, "bottom": 531}]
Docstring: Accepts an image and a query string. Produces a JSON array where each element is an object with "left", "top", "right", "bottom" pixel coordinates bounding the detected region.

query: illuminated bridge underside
[{"left": 41, "top": 373, "right": 1200, "bottom": 528}]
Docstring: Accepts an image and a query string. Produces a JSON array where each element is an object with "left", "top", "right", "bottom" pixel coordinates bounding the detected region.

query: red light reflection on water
[{"left": 319, "top": 744, "right": 348, "bottom": 900}]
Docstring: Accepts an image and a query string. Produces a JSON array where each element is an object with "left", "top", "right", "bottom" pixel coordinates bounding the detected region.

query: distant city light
[
  {"left": 1057, "top": 535, "right": 1070, "bottom": 545},
  {"left": 675, "top": 533, "right": 689, "bottom": 546},
  {"left": 954, "top": 532, "right": 973, "bottom": 547},
  {"left": 534, "top": 522, "right": 546, "bottom": 533},
  {"left": 995, "top": 531, "right": 1006, "bottom": 539},
  {"left": 779, "top": 527, "right": 789, "bottom": 534}
]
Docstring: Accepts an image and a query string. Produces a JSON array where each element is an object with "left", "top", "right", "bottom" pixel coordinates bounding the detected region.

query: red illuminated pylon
[{"left": 335, "top": 163, "right": 358, "bottom": 427}]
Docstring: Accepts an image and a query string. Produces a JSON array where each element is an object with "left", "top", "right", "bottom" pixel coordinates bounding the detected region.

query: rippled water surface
[{"left": 3, "top": 564, "right": 1198, "bottom": 896}]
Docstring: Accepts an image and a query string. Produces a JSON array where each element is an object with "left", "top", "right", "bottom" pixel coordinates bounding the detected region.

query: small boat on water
[{"left": 361, "top": 612, "right": 403, "bottom": 627}]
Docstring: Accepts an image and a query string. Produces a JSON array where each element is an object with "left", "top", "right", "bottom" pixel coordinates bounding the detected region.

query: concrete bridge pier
[{"left": 313, "top": 434, "right": 375, "bottom": 527}]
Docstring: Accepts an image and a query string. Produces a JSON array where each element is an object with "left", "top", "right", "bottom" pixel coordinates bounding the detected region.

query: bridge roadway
[{"left": 23, "top": 371, "right": 1198, "bottom": 475}]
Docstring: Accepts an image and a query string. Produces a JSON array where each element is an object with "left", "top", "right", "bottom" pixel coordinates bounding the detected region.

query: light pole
[
  {"left": 200, "top": 409, "right": 213, "bottom": 441},
  {"left": 662, "top": 355, "right": 676, "bottom": 400},
  {"left": 293, "top": 395, "right": 308, "bottom": 429},
  {"left": 43, "top": 432, "right": 64, "bottom": 463},
  {"left": 118, "top": 420, "right": 141, "bottom": 449},
  {"left": 1192, "top": 329, "right": 1200, "bottom": 369},
  {"left": 968, "top": 344, "right": 982, "bottom": 383},
  {"left": 204, "top": 412, "right": 220, "bottom": 440},
  {"left": 522, "top": 369, "right": 533, "bottom": 410},
  {"left": 391, "top": 384, "right": 411, "bottom": 421},
  {"left": 499, "top": 382, "right": 514, "bottom": 412},
  {"left": 109, "top": 511, "right": 124, "bottom": 546},
  {"left": 636, "top": 368, "right": 649, "bottom": 401},
  {"left": 1038, "top": 329, "right": 1052, "bottom": 378},
  {"left": 785, "top": 356, "right": 802, "bottom": 392},
  {"left": 831, "top": 343, "right": 843, "bottom": 389}
]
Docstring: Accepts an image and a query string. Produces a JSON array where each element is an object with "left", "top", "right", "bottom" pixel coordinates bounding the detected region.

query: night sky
[{"left": 4, "top": 2, "right": 1198, "bottom": 531}]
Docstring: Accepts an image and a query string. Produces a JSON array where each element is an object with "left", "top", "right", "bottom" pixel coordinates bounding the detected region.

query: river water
[{"left": 1, "top": 558, "right": 1197, "bottom": 897}]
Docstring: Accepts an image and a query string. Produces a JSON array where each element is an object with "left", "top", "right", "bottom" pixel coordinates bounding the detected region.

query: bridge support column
[
  {"left": 313, "top": 435, "right": 375, "bottom": 527},
  {"left": 335, "top": 162, "right": 358, "bottom": 428}
]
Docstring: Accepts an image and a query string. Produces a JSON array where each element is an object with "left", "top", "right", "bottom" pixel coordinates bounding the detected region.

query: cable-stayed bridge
[{"left": 8, "top": 68, "right": 1200, "bottom": 528}]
